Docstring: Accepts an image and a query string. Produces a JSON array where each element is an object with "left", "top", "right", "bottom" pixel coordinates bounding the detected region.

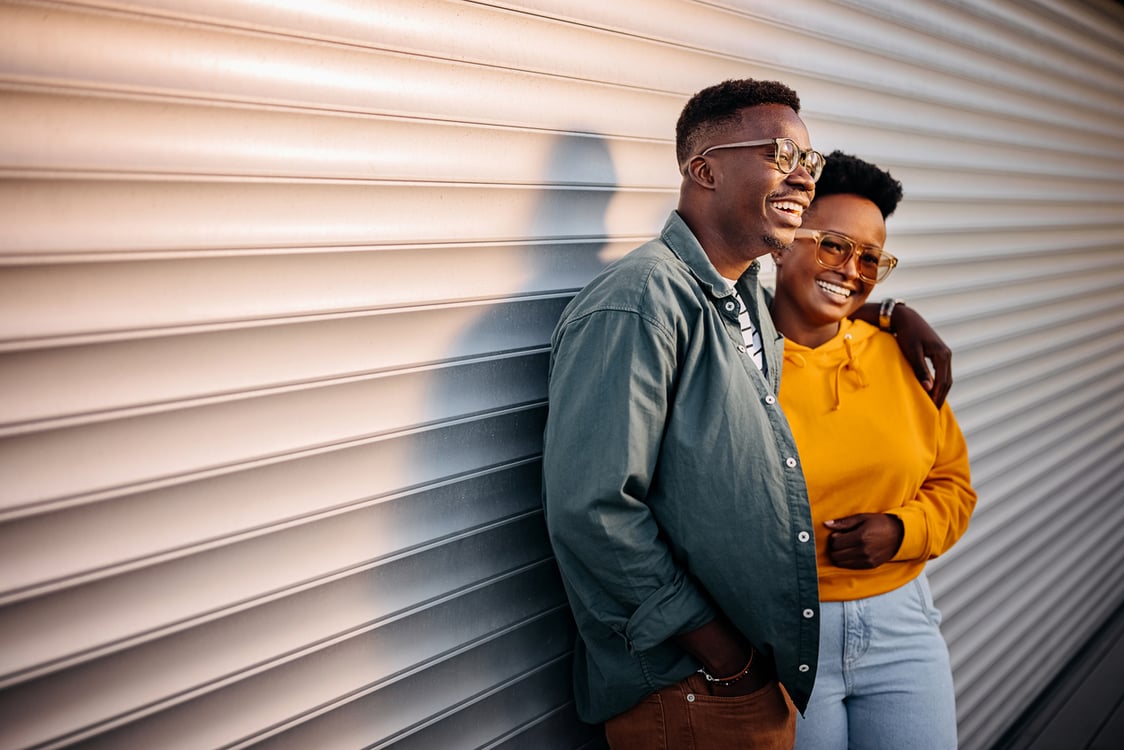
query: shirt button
[
  {"left": 725, "top": 301, "right": 737, "bottom": 312},
  {"left": 797, "top": 531, "right": 810, "bottom": 543},
  {"left": 785, "top": 456, "right": 797, "bottom": 468},
  {"left": 799, "top": 664, "right": 810, "bottom": 673},
  {"left": 803, "top": 608, "right": 815, "bottom": 619},
  {"left": 764, "top": 395, "right": 776, "bottom": 405},
  {"left": 737, "top": 345, "right": 746, "bottom": 353}
]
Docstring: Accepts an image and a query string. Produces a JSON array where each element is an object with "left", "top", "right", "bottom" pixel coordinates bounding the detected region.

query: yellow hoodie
[{"left": 779, "top": 318, "right": 977, "bottom": 602}]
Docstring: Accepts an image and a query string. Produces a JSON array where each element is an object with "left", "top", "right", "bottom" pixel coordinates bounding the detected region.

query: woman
[{"left": 770, "top": 151, "right": 977, "bottom": 750}]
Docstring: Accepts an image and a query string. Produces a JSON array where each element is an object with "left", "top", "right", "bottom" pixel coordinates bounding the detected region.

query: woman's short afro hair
[
  {"left": 675, "top": 79, "right": 801, "bottom": 168},
  {"left": 813, "top": 150, "right": 904, "bottom": 219}
]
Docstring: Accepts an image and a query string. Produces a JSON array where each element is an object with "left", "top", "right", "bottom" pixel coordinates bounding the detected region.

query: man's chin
[{"left": 764, "top": 233, "right": 795, "bottom": 252}]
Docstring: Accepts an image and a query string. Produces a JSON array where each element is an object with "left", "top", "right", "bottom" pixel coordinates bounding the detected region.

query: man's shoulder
[
  {"left": 603, "top": 235, "right": 683, "bottom": 279},
  {"left": 564, "top": 238, "right": 700, "bottom": 318}
]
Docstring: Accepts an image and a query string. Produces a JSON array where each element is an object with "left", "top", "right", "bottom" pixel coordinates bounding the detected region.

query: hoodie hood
[{"left": 783, "top": 318, "right": 879, "bottom": 410}]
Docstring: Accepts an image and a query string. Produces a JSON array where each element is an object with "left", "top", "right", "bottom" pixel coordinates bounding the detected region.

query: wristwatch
[{"left": 879, "top": 298, "right": 906, "bottom": 333}]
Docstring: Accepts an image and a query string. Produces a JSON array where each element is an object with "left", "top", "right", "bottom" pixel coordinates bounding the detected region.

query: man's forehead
[{"left": 733, "top": 104, "right": 810, "bottom": 141}]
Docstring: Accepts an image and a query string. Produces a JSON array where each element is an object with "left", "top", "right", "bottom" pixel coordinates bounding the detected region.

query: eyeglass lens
[
  {"left": 817, "top": 234, "right": 890, "bottom": 282},
  {"left": 774, "top": 139, "right": 825, "bottom": 181}
]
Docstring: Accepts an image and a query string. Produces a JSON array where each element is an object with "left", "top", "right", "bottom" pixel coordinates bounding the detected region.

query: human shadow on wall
[{"left": 389, "top": 133, "right": 619, "bottom": 746}]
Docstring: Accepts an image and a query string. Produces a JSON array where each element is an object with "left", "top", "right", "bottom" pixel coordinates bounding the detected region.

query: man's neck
[{"left": 677, "top": 206, "right": 768, "bottom": 280}]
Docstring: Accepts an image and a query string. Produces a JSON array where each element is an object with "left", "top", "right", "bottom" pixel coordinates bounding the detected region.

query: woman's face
[{"left": 773, "top": 193, "right": 887, "bottom": 327}]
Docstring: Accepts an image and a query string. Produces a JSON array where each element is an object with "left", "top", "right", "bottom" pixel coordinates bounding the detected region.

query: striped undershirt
[{"left": 725, "top": 280, "right": 766, "bottom": 374}]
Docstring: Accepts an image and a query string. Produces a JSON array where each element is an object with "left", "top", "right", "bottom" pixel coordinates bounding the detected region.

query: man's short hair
[
  {"left": 675, "top": 79, "right": 802, "bottom": 168},
  {"left": 812, "top": 151, "right": 904, "bottom": 219}
]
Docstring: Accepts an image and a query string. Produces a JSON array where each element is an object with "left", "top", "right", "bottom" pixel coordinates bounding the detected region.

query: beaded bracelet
[{"left": 697, "top": 648, "right": 755, "bottom": 687}]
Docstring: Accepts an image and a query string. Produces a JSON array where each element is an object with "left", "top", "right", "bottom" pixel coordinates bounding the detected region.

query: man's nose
[{"left": 785, "top": 166, "right": 815, "bottom": 192}]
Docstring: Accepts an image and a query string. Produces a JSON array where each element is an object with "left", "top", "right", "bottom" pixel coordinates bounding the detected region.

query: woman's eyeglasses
[{"left": 794, "top": 229, "right": 898, "bottom": 284}]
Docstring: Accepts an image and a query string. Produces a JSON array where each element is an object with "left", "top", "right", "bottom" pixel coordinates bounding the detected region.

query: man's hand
[
  {"left": 675, "top": 618, "right": 773, "bottom": 696},
  {"left": 892, "top": 304, "right": 952, "bottom": 409},
  {"left": 675, "top": 618, "right": 751, "bottom": 677},
  {"left": 824, "top": 513, "right": 904, "bottom": 569}
]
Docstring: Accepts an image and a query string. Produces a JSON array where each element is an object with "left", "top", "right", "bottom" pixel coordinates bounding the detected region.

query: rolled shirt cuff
[{"left": 624, "top": 569, "right": 717, "bottom": 652}]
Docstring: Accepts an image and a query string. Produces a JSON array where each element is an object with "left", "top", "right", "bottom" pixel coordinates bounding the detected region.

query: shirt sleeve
[
  {"left": 542, "top": 308, "right": 716, "bottom": 652},
  {"left": 889, "top": 405, "right": 978, "bottom": 562}
]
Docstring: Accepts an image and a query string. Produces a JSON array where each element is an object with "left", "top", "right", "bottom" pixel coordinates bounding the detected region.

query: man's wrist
[
  {"left": 878, "top": 298, "right": 906, "bottom": 332},
  {"left": 697, "top": 647, "right": 756, "bottom": 686},
  {"left": 675, "top": 618, "right": 752, "bottom": 678}
]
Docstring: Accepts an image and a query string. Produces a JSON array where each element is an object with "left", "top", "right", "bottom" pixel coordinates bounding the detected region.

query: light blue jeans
[{"left": 794, "top": 574, "right": 958, "bottom": 750}]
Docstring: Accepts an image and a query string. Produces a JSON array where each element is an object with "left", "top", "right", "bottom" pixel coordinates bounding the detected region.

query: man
[{"left": 542, "top": 79, "right": 949, "bottom": 749}]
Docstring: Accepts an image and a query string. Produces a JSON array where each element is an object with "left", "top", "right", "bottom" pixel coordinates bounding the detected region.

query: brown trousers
[{"left": 603, "top": 672, "right": 796, "bottom": 750}]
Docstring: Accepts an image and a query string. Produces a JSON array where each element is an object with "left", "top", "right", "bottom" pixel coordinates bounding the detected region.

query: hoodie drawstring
[
  {"left": 783, "top": 331, "right": 870, "bottom": 410},
  {"left": 832, "top": 334, "right": 868, "bottom": 410}
]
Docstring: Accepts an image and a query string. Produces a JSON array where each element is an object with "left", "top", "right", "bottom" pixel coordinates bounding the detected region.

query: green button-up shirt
[{"left": 542, "top": 211, "right": 819, "bottom": 723}]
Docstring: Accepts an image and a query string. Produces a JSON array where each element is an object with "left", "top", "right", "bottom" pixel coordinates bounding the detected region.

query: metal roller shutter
[{"left": 1, "top": 1, "right": 1122, "bottom": 748}]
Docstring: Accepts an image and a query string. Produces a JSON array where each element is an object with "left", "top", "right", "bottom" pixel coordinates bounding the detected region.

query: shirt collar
[{"left": 660, "top": 211, "right": 759, "bottom": 299}]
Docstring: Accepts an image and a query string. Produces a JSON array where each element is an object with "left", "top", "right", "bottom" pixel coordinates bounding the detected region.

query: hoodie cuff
[{"left": 888, "top": 507, "right": 929, "bottom": 562}]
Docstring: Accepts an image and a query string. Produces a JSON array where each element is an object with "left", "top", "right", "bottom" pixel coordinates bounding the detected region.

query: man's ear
[{"left": 685, "top": 155, "right": 717, "bottom": 189}]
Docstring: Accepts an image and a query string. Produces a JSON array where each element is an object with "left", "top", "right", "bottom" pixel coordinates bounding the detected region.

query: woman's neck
[{"left": 769, "top": 298, "right": 840, "bottom": 349}]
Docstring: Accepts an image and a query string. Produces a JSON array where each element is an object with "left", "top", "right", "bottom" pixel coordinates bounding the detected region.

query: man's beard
[{"left": 763, "top": 234, "right": 792, "bottom": 252}]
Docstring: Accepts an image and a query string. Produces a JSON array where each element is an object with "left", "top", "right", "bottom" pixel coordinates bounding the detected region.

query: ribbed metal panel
[{"left": 1, "top": 1, "right": 1122, "bottom": 748}]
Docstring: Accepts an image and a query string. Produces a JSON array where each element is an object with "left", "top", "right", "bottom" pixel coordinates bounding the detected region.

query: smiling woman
[
  {"left": 771, "top": 192, "right": 888, "bottom": 346},
  {"left": 770, "top": 151, "right": 979, "bottom": 750}
]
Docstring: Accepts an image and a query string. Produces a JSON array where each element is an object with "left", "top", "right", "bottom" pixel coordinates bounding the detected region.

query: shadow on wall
[
  {"left": 420, "top": 129, "right": 623, "bottom": 421},
  {"left": 382, "top": 133, "right": 620, "bottom": 745},
  {"left": 422, "top": 128, "right": 620, "bottom": 421}
]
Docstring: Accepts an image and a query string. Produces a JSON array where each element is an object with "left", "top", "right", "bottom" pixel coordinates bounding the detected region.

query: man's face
[
  {"left": 773, "top": 193, "right": 886, "bottom": 326},
  {"left": 702, "top": 104, "right": 817, "bottom": 257}
]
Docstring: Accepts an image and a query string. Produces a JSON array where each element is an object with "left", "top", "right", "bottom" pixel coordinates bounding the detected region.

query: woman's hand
[{"left": 824, "top": 513, "right": 905, "bottom": 569}]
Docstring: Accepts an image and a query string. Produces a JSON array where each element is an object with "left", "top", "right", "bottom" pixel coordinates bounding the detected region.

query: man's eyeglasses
[
  {"left": 794, "top": 229, "right": 898, "bottom": 284},
  {"left": 698, "top": 138, "right": 826, "bottom": 182}
]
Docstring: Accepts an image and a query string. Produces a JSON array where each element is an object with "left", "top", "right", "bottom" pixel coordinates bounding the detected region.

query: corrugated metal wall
[{"left": 1, "top": 1, "right": 1121, "bottom": 748}]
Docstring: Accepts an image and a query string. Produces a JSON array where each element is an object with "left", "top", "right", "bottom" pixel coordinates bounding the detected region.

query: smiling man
[{"left": 542, "top": 79, "right": 949, "bottom": 749}]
